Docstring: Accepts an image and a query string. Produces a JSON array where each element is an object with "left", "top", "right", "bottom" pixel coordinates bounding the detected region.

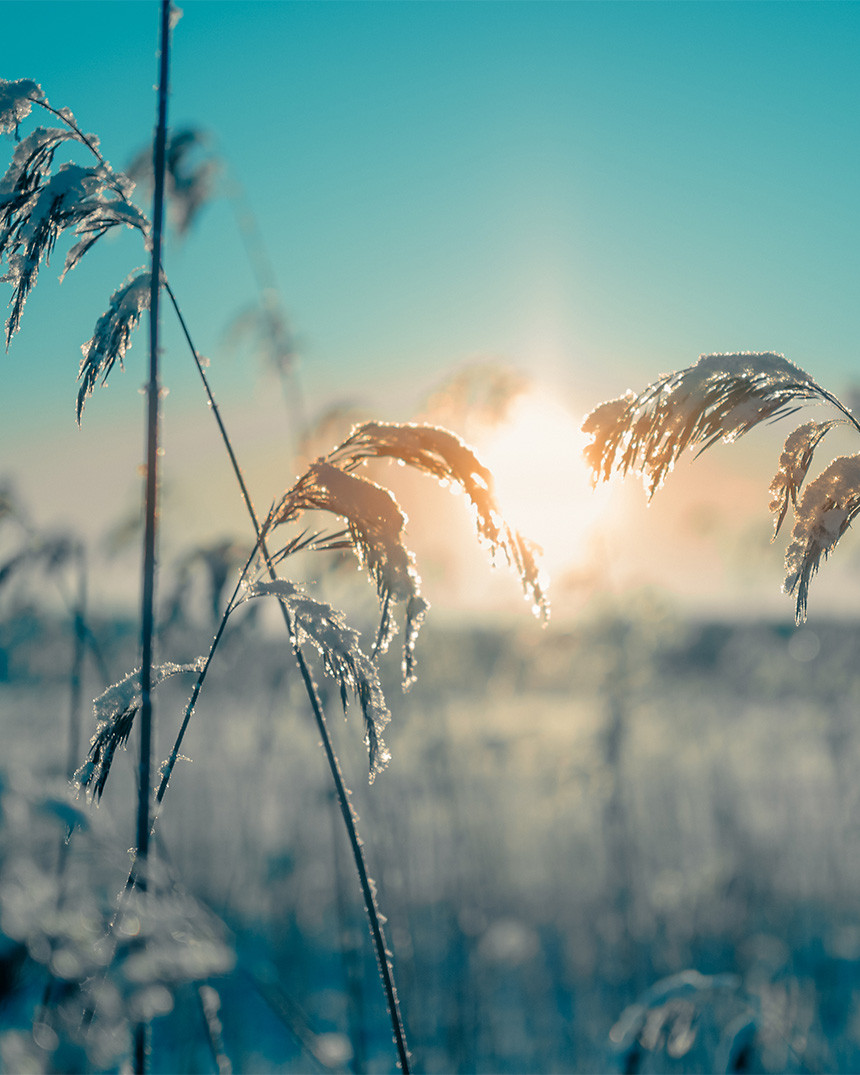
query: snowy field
[{"left": 2, "top": 607, "right": 860, "bottom": 1073}]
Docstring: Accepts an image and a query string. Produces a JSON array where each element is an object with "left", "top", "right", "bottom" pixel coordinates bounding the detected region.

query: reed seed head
[
  {"left": 783, "top": 454, "right": 860, "bottom": 622},
  {"left": 768, "top": 419, "right": 840, "bottom": 538},
  {"left": 270, "top": 459, "right": 428, "bottom": 683},
  {"left": 76, "top": 660, "right": 205, "bottom": 800},
  {"left": 77, "top": 270, "right": 151, "bottom": 422},
  {"left": 329, "top": 421, "right": 549, "bottom": 621},
  {"left": 582, "top": 352, "right": 822, "bottom": 498},
  {"left": 241, "top": 580, "right": 392, "bottom": 779}
]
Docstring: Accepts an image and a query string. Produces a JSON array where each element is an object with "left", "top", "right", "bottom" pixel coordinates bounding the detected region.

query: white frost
[
  {"left": 783, "top": 454, "right": 860, "bottom": 621},
  {"left": 0, "top": 79, "right": 44, "bottom": 135}
]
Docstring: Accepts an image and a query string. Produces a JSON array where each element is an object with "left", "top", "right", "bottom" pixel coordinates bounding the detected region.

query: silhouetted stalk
[
  {"left": 134, "top": 2, "right": 170, "bottom": 1070},
  {"left": 329, "top": 785, "right": 368, "bottom": 1073},
  {"left": 227, "top": 175, "right": 307, "bottom": 445},
  {"left": 164, "top": 282, "right": 411, "bottom": 1073},
  {"left": 154, "top": 548, "right": 256, "bottom": 807},
  {"left": 65, "top": 544, "right": 87, "bottom": 783},
  {"left": 34, "top": 543, "right": 90, "bottom": 1029}
]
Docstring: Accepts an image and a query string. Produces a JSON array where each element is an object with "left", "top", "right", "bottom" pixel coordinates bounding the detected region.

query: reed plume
[
  {"left": 583, "top": 351, "right": 860, "bottom": 621},
  {"left": 75, "top": 660, "right": 205, "bottom": 801},
  {"left": 77, "top": 270, "right": 151, "bottom": 422},
  {"left": 329, "top": 420, "right": 549, "bottom": 621}
]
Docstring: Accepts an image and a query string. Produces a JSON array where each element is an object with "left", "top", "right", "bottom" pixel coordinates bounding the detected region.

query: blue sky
[{"left": 3, "top": 1, "right": 860, "bottom": 615}]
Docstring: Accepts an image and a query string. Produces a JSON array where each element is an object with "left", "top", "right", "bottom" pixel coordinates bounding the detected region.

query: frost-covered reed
[
  {"left": 0, "top": 27, "right": 547, "bottom": 1070},
  {"left": 582, "top": 350, "right": 860, "bottom": 621}
]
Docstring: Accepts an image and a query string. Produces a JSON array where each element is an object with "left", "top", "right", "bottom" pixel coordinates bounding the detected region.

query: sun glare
[{"left": 476, "top": 388, "right": 614, "bottom": 582}]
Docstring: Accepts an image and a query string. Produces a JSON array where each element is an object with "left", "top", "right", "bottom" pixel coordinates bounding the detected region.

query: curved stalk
[
  {"left": 154, "top": 548, "right": 256, "bottom": 807},
  {"left": 164, "top": 284, "right": 411, "bottom": 1072},
  {"left": 816, "top": 386, "right": 860, "bottom": 438}
]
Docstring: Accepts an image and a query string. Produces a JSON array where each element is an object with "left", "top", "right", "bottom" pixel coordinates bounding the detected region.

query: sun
[{"left": 474, "top": 387, "right": 614, "bottom": 582}]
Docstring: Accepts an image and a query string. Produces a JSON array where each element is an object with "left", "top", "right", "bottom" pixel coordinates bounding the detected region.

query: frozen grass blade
[
  {"left": 77, "top": 270, "right": 151, "bottom": 422},
  {"left": 76, "top": 660, "right": 206, "bottom": 801}
]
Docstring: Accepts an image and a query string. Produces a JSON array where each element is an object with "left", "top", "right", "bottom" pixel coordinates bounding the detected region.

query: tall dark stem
[{"left": 135, "top": 1, "right": 170, "bottom": 1070}]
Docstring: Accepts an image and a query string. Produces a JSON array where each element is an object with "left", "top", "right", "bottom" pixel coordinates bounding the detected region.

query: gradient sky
[{"left": 3, "top": 1, "right": 860, "bottom": 617}]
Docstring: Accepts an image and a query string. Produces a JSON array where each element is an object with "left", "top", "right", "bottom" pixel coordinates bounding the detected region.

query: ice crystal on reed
[
  {"left": 329, "top": 421, "right": 549, "bottom": 621},
  {"left": 583, "top": 350, "right": 860, "bottom": 620},
  {"left": 270, "top": 459, "right": 429, "bottom": 685},
  {"left": 0, "top": 79, "right": 44, "bottom": 135},
  {"left": 241, "top": 579, "right": 392, "bottom": 780},
  {"left": 768, "top": 419, "right": 839, "bottom": 537},
  {"left": 783, "top": 455, "right": 860, "bottom": 622},
  {"left": 77, "top": 270, "right": 151, "bottom": 421},
  {"left": 1, "top": 156, "right": 146, "bottom": 347},
  {"left": 76, "top": 659, "right": 205, "bottom": 800},
  {"left": 582, "top": 352, "right": 821, "bottom": 498},
  {"left": 0, "top": 127, "right": 76, "bottom": 205}
]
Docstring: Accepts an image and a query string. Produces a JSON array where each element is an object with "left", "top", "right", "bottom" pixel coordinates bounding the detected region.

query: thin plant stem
[
  {"left": 33, "top": 543, "right": 90, "bottom": 1030},
  {"left": 164, "top": 281, "right": 411, "bottom": 1072},
  {"left": 134, "top": 2, "right": 170, "bottom": 1070},
  {"left": 65, "top": 544, "right": 87, "bottom": 783},
  {"left": 226, "top": 173, "right": 307, "bottom": 446},
  {"left": 154, "top": 548, "right": 256, "bottom": 808}
]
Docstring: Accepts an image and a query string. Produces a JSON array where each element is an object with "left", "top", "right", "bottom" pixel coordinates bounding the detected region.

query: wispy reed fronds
[
  {"left": 783, "top": 455, "right": 860, "bottom": 621},
  {"left": 163, "top": 539, "right": 248, "bottom": 629},
  {"left": 329, "top": 421, "right": 549, "bottom": 620},
  {"left": 75, "top": 268, "right": 151, "bottom": 423},
  {"left": 127, "top": 127, "right": 218, "bottom": 237},
  {"left": 76, "top": 660, "right": 205, "bottom": 801},
  {"left": 583, "top": 351, "right": 860, "bottom": 621},
  {"left": 768, "top": 419, "right": 839, "bottom": 537},
  {"left": 583, "top": 352, "right": 823, "bottom": 497},
  {"left": 0, "top": 145, "right": 145, "bottom": 346},
  {"left": 241, "top": 580, "right": 392, "bottom": 779},
  {"left": 421, "top": 360, "right": 528, "bottom": 428},
  {"left": 0, "top": 534, "right": 77, "bottom": 590},
  {"left": 269, "top": 459, "right": 429, "bottom": 684},
  {"left": 77, "top": 270, "right": 152, "bottom": 421}
]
